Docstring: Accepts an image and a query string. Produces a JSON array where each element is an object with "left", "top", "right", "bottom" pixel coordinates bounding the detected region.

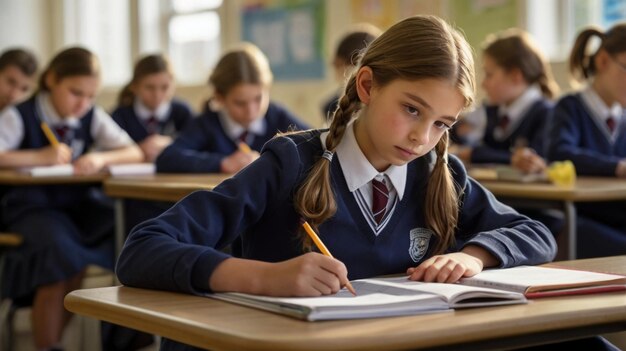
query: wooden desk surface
[
  {"left": 65, "top": 256, "right": 626, "bottom": 351},
  {"left": 0, "top": 169, "right": 106, "bottom": 185},
  {"left": 478, "top": 177, "right": 626, "bottom": 202},
  {"left": 104, "top": 174, "right": 230, "bottom": 202}
]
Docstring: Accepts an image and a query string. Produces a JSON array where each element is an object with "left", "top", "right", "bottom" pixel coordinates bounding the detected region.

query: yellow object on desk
[
  {"left": 546, "top": 160, "right": 576, "bottom": 187},
  {"left": 238, "top": 142, "right": 252, "bottom": 153}
]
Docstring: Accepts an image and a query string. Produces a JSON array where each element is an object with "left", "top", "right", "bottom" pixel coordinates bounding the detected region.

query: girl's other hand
[
  {"left": 41, "top": 144, "right": 72, "bottom": 165},
  {"left": 220, "top": 150, "right": 260, "bottom": 174},
  {"left": 140, "top": 134, "right": 173, "bottom": 162},
  {"left": 406, "top": 252, "right": 484, "bottom": 283},
  {"left": 511, "top": 147, "right": 546, "bottom": 173},
  {"left": 73, "top": 153, "right": 106, "bottom": 175}
]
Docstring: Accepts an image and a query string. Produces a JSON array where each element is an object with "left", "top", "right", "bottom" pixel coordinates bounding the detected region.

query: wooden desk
[
  {"left": 103, "top": 174, "right": 230, "bottom": 258},
  {"left": 65, "top": 256, "right": 626, "bottom": 351},
  {"left": 476, "top": 177, "right": 626, "bottom": 260}
]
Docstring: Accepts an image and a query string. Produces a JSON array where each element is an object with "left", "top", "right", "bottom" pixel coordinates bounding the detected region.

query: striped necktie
[
  {"left": 53, "top": 125, "right": 73, "bottom": 145},
  {"left": 371, "top": 178, "right": 389, "bottom": 224},
  {"left": 606, "top": 117, "right": 616, "bottom": 133},
  {"left": 146, "top": 116, "right": 159, "bottom": 134}
]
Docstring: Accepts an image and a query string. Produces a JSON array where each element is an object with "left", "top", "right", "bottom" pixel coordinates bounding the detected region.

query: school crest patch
[{"left": 408, "top": 228, "right": 433, "bottom": 262}]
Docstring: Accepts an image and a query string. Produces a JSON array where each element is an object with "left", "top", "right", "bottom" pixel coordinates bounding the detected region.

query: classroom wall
[{"left": 0, "top": 0, "right": 576, "bottom": 128}]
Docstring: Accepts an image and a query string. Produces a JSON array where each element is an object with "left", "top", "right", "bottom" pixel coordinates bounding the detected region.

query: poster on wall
[
  {"left": 242, "top": 0, "right": 325, "bottom": 80},
  {"left": 603, "top": 0, "right": 626, "bottom": 27}
]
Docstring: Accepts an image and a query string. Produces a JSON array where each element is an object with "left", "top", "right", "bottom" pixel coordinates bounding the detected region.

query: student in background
[
  {"left": 454, "top": 29, "right": 559, "bottom": 174},
  {"left": 118, "top": 16, "right": 573, "bottom": 351},
  {"left": 547, "top": 23, "right": 626, "bottom": 257},
  {"left": 112, "top": 53, "right": 193, "bottom": 162},
  {"left": 156, "top": 42, "right": 310, "bottom": 174},
  {"left": 321, "top": 24, "right": 381, "bottom": 123},
  {"left": 0, "top": 48, "right": 38, "bottom": 112},
  {"left": 0, "top": 47, "right": 143, "bottom": 351}
]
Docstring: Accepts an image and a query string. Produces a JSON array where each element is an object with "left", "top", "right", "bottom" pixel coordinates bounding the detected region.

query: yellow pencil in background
[
  {"left": 40, "top": 121, "right": 60, "bottom": 147},
  {"left": 301, "top": 221, "right": 357, "bottom": 296},
  {"left": 238, "top": 142, "right": 252, "bottom": 153}
]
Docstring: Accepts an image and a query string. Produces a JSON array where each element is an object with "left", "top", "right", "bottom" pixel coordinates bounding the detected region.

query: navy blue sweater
[
  {"left": 117, "top": 130, "right": 556, "bottom": 296},
  {"left": 472, "top": 100, "right": 553, "bottom": 164},
  {"left": 111, "top": 99, "right": 193, "bottom": 143},
  {"left": 547, "top": 93, "right": 626, "bottom": 176},
  {"left": 155, "top": 102, "right": 309, "bottom": 173}
]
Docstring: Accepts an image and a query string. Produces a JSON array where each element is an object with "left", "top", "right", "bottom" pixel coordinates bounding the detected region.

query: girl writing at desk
[
  {"left": 156, "top": 42, "right": 309, "bottom": 174},
  {"left": 116, "top": 15, "right": 577, "bottom": 351},
  {"left": 112, "top": 53, "right": 193, "bottom": 162},
  {"left": 547, "top": 23, "right": 626, "bottom": 257},
  {"left": 0, "top": 47, "right": 142, "bottom": 351}
]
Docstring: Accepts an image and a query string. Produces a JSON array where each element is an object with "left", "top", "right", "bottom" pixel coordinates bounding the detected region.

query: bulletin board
[
  {"left": 449, "top": 0, "right": 518, "bottom": 50},
  {"left": 242, "top": 0, "right": 326, "bottom": 80}
]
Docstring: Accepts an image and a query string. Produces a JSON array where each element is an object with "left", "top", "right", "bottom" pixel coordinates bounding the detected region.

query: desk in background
[
  {"left": 103, "top": 174, "right": 230, "bottom": 257},
  {"left": 474, "top": 176, "right": 626, "bottom": 260},
  {"left": 0, "top": 169, "right": 106, "bottom": 185},
  {"left": 65, "top": 256, "right": 626, "bottom": 351}
]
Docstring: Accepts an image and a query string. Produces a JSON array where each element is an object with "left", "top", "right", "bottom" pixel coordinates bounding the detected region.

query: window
[
  {"left": 527, "top": 0, "right": 626, "bottom": 62},
  {"left": 61, "top": 0, "right": 131, "bottom": 86},
  {"left": 167, "top": 0, "right": 222, "bottom": 85}
]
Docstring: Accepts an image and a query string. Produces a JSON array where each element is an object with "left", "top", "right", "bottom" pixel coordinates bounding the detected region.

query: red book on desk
[{"left": 460, "top": 265, "right": 626, "bottom": 298}]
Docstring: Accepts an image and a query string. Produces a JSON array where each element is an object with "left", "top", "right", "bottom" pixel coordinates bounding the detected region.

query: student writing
[
  {"left": 156, "top": 42, "right": 309, "bottom": 174},
  {"left": 547, "top": 23, "right": 626, "bottom": 258},
  {"left": 117, "top": 16, "right": 558, "bottom": 351},
  {"left": 112, "top": 53, "right": 193, "bottom": 162},
  {"left": 0, "top": 47, "right": 143, "bottom": 351},
  {"left": 454, "top": 29, "right": 559, "bottom": 174}
]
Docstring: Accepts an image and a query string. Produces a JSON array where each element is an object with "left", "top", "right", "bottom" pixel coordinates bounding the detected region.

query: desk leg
[
  {"left": 114, "top": 198, "right": 126, "bottom": 265},
  {"left": 563, "top": 201, "right": 577, "bottom": 260}
]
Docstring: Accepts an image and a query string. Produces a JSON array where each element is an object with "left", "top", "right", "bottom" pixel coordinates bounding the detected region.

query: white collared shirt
[
  {"left": 0, "top": 92, "right": 134, "bottom": 151},
  {"left": 217, "top": 110, "right": 266, "bottom": 143},
  {"left": 580, "top": 84, "right": 623, "bottom": 139},
  {"left": 494, "top": 85, "right": 543, "bottom": 140},
  {"left": 133, "top": 99, "right": 172, "bottom": 123},
  {"left": 322, "top": 119, "right": 407, "bottom": 234}
]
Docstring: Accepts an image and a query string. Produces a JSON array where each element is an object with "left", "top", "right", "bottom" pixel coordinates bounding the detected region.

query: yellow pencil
[
  {"left": 302, "top": 221, "right": 357, "bottom": 296},
  {"left": 40, "top": 122, "right": 59, "bottom": 147},
  {"left": 238, "top": 142, "right": 252, "bottom": 153}
]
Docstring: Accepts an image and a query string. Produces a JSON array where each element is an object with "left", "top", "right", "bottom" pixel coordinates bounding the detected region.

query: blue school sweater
[
  {"left": 111, "top": 99, "right": 193, "bottom": 142},
  {"left": 471, "top": 100, "right": 553, "bottom": 164},
  {"left": 155, "top": 102, "right": 310, "bottom": 173},
  {"left": 547, "top": 93, "right": 626, "bottom": 176},
  {"left": 117, "top": 129, "right": 556, "bottom": 296}
]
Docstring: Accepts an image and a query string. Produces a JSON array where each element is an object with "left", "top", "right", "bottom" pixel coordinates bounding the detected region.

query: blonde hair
[
  {"left": 569, "top": 23, "right": 626, "bottom": 83},
  {"left": 483, "top": 29, "right": 559, "bottom": 99},
  {"left": 295, "top": 15, "right": 475, "bottom": 254},
  {"left": 118, "top": 53, "right": 173, "bottom": 106},
  {"left": 209, "top": 42, "right": 273, "bottom": 96}
]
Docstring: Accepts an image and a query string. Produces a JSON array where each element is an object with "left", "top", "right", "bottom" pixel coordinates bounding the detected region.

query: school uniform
[
  {"left": 0, "top": 92, "right": 135, "bottom": 300},
  {"left": 111, "top": 98, "right": 193, "bottom": 143},
  {"left": 547, "top": 87, "right": 626, "bottom": 257},
  {"left": 471, "top": 86, "right": 552, "bottom": 163},
  {"left": 156, "top": 101, "right": 310, "bottom": 173},
  {"left": 118, "top": 121, "right": 556, "bottom": 350}
]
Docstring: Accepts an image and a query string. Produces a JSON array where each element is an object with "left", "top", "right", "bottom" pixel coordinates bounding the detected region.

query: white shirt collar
[
  {"left": 498, "top": 84, "right": 543, "bottom": 122},
  {"left": 580, "top": 84, "right": 623, "bottom": 123},
  {"left": 36, "top": 92, "right": 80, "bottom": 128},
  {"left": 218, "top": 110, "right": 266, "bottom": 141},
  {"left": 133, "top": 99, "right": 171, "bottom": 122},
  {"left": 330, "top": 119, "right": 407, "bottom": 199}
]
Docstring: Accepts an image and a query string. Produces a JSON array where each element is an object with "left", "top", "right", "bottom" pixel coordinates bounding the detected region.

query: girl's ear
[
  {"left": 594, "top": 49, "right": 611, "bottom": 72},
  {"left": 44, "top": 71, "right": 56, "bottom": 90},
  {"left": 356, "top": 66, "right": 374, "bottom": 105},
  {"left": 508, "top": 67, "right": 525, "bottom": 85}
]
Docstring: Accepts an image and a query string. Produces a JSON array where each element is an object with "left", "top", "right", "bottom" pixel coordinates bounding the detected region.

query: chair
[{"left": 0, "top": 232, "right": 23, "bottom": 351}]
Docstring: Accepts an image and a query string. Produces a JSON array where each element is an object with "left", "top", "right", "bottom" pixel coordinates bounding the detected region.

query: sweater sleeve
[
  {"left": 117, "top": 136, "right": 304, "bottom": 294},
  {"left": 450, "top": 156, "right": 557, "bottom": 266},
  {"left": 156, "top": 117, "right": 225, "bottom": 173}
]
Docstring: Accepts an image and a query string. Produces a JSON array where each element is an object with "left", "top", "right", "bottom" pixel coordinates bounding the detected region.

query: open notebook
[
  {"left": 208, "top": 266, "right": 626, "bottom": 321},
  {"left": 19, "top": 163, "right": 155, "bottom": 177},
  {"left": 468, "top": 165, "right": 548, "bottom": 183}
]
